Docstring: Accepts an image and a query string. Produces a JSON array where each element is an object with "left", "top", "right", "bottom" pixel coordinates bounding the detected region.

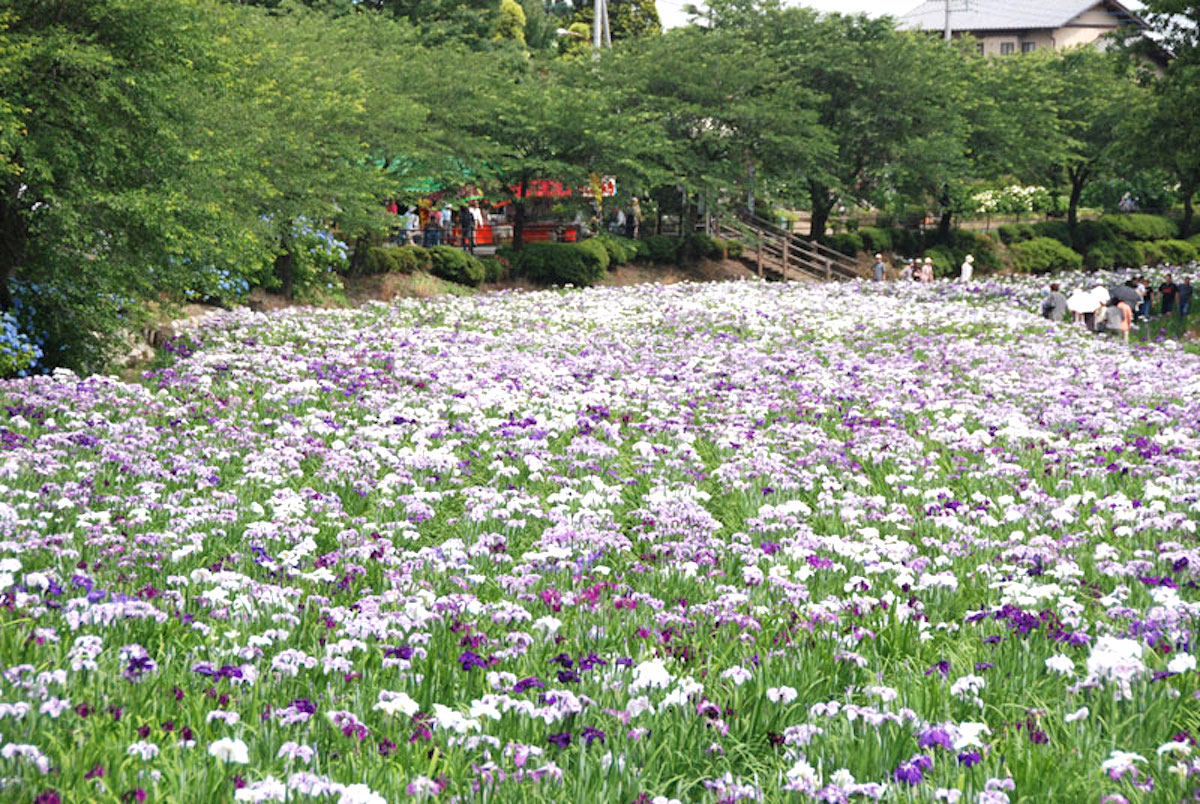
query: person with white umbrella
[{"left": 1066, "top": 287, "right": 1095, "bottom": 327}]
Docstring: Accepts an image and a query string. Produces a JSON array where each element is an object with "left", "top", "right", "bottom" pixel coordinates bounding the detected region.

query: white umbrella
[
  {"left": 1090, "top": 286, "right": 1110, "bottom": 305},
  {"left": 1067, "top": 289, "right": 1096, "bottom": 314}
]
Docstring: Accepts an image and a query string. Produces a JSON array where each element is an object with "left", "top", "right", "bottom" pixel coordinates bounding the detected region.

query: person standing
[
  {"left": 872, "top": 253, "right": 887, "bottom": 282},
  {"left": 1160, "top": 274, "right": 1178, "bottom": 316},
  {"left": 921, "top": 257, "right": 934, "bottom": 283},
  {"left": 459, "top": 206, "right": 476, "bottom": 254},
  {"left": 960, "top": 254, "right": 974, "bottom": 282},
  {"left": 1115, "top": 299, "right": 1133, "bottom": 343},
  {"left": 1041, "top": 282, "right": 1067, "bottom": 321},
  {"left": 899, "top": 259, "right": 913, "bottom": 282},
  {"left": 423, "top": 207, "right": 441, "bottom": 247},
  {"left": 1135, "top": 277, "right": 1150, "bottom": 319},
  {"left": 631, "top": 196, "right": 643, "bottom": 239},
  {"left": 1178, "top": 276, "right": 1193, "bottom": 318}
]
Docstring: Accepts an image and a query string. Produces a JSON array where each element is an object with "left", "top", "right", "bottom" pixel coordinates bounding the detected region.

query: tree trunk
[
  {"left": 1182, "top": 179, "right": 1197, "bottom": 238},
  {"left": 0, "top": 192, "right": 27, "bottom": 313},
  {"left": 807, "top": 181, "right": 835, "bottom": 243},
  {"left": 1067, "top": 164, "right": 1090, "bottom": 236},
  {"left": 937, "top": 209, "right": 952, "bottom": 244},
  {"left": 679, "top": 189, "right": 699, "bottom": 262},
  {"left": 275, "top": 249, "right": 295, "bottom": 300},
  {"left": 511, "top": 174, "right": 529, "bottom": 252},
  {"left": 348, "top": 234, "right": 371, "bottom": 276}
]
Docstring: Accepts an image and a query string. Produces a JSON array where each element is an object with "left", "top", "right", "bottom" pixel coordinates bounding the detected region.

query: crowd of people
[
  {"left": 385, "top": 201, "right": 487, "bottom": 252},
  {"left": 1043, "top": 274, "right": 1193, "bottom": 342},
  {"left": 871, "top": 253, "right": 977, "bottom": 283}
]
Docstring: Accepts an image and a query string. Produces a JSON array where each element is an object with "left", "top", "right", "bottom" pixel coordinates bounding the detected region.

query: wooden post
[
  {"left": 757, "top": 237, "right": 763, "bottom": 277},
  {"left": 781, "top": 235, "right": 790, "bottom": 282},
  {"left": 824, "top": 258, "right": 831, "bottom": 281}
]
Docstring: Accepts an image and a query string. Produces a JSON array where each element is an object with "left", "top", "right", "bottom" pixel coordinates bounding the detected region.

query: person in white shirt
[{"left": 960, "top": 254, "right": 974, "bottom": 282}]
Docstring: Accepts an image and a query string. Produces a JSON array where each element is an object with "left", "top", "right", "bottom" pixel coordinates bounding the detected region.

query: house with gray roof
[{"left": 898, "top": 0, "right": 1149, "bottom": 57}]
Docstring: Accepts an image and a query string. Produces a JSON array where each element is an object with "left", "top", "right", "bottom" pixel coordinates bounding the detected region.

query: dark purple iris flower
[
  {"left": 917, "top": 728, "right": 953, "bottom": 750},
  {"left": 957, "top": 751, "right": 982, "bottom": 767},
  {"left": 893, "top": 761, "right": 924, "bottom": 785},
  {"left": 548, "top": 732, "right": 572, "bottom": 749},
  {"left": 458, "top": 651, "right": 487, "bottom": 671},
  {"left": 925, "top": 661, "right": 950, "bottom": 678},
  {"left": 513, "top": 676, "right": 544, "bottom": 693},
  {"left": 581, "top": 726, "right": 606, "bottom": 746}
]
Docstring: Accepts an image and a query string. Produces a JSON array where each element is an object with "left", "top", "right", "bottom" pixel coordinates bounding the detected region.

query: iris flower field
[{"left": 1, "top": 277, "right": 1198, "bottom": 804}]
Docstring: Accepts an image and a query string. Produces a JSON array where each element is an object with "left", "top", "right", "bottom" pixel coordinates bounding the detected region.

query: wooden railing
[{"left": 711, "top": 214, "right": 860, "bottom": 282}]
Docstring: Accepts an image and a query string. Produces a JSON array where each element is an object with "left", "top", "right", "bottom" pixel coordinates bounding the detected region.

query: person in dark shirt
[
  {"left": 1160, "top": 274, "right": 1178, "bottom": 315},
  {"left": 1178, "top": 276, "right": 1193, "bottom": 318}
]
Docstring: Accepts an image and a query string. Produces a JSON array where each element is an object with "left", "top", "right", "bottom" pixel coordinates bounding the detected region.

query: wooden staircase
[{"left": 712, "top": 214, "right": 861, "bottom": 282}]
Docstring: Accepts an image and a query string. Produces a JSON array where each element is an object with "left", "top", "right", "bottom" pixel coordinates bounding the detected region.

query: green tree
[
  {"left": 1047, "top": 47, "right": 1146, "bottom": 231},
  {"left": 570, "top": 0, "right": 661, "bottom": 41},
  {"left": 0, "top": 0, "right": 273, "bottom": 369}
]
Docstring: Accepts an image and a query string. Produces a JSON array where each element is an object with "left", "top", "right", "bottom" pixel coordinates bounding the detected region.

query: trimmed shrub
[
  {"left": 1072, "top": 219, "right": 1116, "bottom": 252},
  {"left": 479, "top": 256, "right": 506, "bottom": 283},
  {"left": 1010, "top": 237, "right": 1083, "bottom": 273},
  {"left": 944, "top": 229, "right": 1000, "bottom": 274},
  {"left": 1099, "top": 213, "right": 1178, "bottom": 241},
  {"left": 397, "top": 245, "right": 432, "bottom": 273},
  {"left": 362, "top": 247, "right": 397, "bottom": 275},
  {"left": 1031, "top": 220, "right": 1071, "bottom": 247},
  {"left": 890, "top": 227, "right": 925, "bottom": 258},
  {"left": 514, "top": 242, "right": 606, "bottom": 286},
  {"left": 593, "top": 233, "right": 639, "bottom": 265},
  {"left": 827, "top": 232, "right": 863, "bottom": 257},
  {"left": 1154, "top": 239, "right": 1199, "bottom": 266},
  {"left": 1189, "top": 233, "right": 1200, "bottom": 249},
  {"left": 688, "top": 233, "right": 727, "bottom": 259},
  {"left": 576, "top": 237, "right": 611, "bottom": 272},
  {"left": 997, "top": 223, "right": 1035, "bottom": 245},
  {"left": 429, "top": 246, "right": 485, "bottom": 286},
  {"left": 1089, "top": 239, "right": 1145, "bottom": 269},
  {"left": 643, "top": 235, "right": 679, "bottom": 264},
  {"left": 858, "top": 226, "right": 893, "bottom": 254},
  {"left": 1112, "top": 239, "right": 1146, "bottom": 268}
]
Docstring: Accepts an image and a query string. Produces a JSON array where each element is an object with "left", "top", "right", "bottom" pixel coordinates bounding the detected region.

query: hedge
[
  {"left": 429, "top": 246, "right": 485, "bottom": 286},
  {"left": 1011, "top": 236, "right": 1083, "bottom": 273},
  {"left": 513, "top": 242, "right": 607, "bottom": 286},
  {"left": 997, "top": 223, "right": 1035, "bottom": 245},
  {"left": 1152, "top": 239, "right": 1198, "bottom": 266},
  {"left": 858, "top": 226, "right": 893, "bottom": 253},
  {"left": 643, "top": 235, "right": 679, "bottom": 264},
  {"left": 361, "top": 245, "right": 430, "bottom": 275},
  {"left": 1098, "top": 213, "right": 1178, "bottom": 241},
  {"left": 1086, "top": 239, "right": 1144, "bottom": 269},
  {"left": 593, "top": 233, "right": 639, "bottom": 265},
  {"left": 1031, "top": 220, "right": 1071, "bottom": 247},
  {"left": 827, "top": 232, "right": 863, "bottom": 258},
  {"left": 1072, "top": 219, "right": 1115, "bottom": 253}
]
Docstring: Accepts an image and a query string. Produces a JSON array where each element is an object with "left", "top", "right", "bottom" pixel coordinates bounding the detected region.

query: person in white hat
[
  {"left": 960, "top": 253, "right": 974, "bottom": 282},
  {"left": 921, "top": 257, "right": 933, "bottom": 283},
  {"left": 872, "top": 253, "right": 887, "bottom": 282}
]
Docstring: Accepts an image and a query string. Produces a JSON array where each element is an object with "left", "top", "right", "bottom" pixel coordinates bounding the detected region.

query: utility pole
[
  {"left": 602, "top": 0, "right": 611, "bottom": 48},
  {"left": 944, "top": 0, "right": 952, "bottom": 41},
  {"left": 593, "top": 0, "right": 602, "bottom": 48}
]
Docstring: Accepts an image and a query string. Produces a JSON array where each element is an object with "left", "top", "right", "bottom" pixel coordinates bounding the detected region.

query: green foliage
[
  {"left": 943, "top": 228, "right": 1000, "bottom": 273},
  {"left": 1072, "top": 219, "right": 1116, "bottom": 252},
  {"left": 1189, "top": 233, "right": 1200, "bottom": 249},
  {"left": 1030, "top": 220, "right": 1072, "bottom": 246},
  {"left": 643, "top": 235, "right": 679, "bottom": 264},
  {"left": 493, "top": 0, "right": 526, "bottom": 44},
  {"left": 1141, "top": 240, "right": 1166, "bottom": 266},
  {"left": 1085, "top": 239, "right": 1145, "bottom": 269},
  {"left": 858, "top": 226, "right": 893, "bottom": 253},
  {"left": 827, "top": 232, "right": 863, "bottom": 257},
  {"left": 429, "top": 246, "right": 485, "bottom": 286},
  {"left": 592, "top": 233, "right": 640, "bottom": 265},
  {"left": 479, "top": 256, "right": 506, "bottom": 282},
  {"left": 1099, "top": 214, "right": 1179, "bottom": 241},
  {"left": 890, "top": 228, "right": 925, "bottom": 257},
  {"left": 997, "top": 223, "right": 1035, "bottom": 245},
  {"left": 396, "top": 245, "right": 432, "bottom": 273},
  {"left": 1079, "top": 174, "right": 1174, "bottom": 214},
  {"left": 688, "top": 233, "right": 725, "bottom": 259},
  {"left": 1010, "top": 236, "right": 1083, "bottom": 273},
  {"left": 513, "top": 242, "right": 607, "bottom": 286},
  {"left": 1153, "top": 239, "right": 1199, "bottom": 265},
  {"left": 362, "top": 245, "right": 428, "bottom": 275},
  {"left": 576, "top": 237, "right": 611, "bottom": 272}
]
